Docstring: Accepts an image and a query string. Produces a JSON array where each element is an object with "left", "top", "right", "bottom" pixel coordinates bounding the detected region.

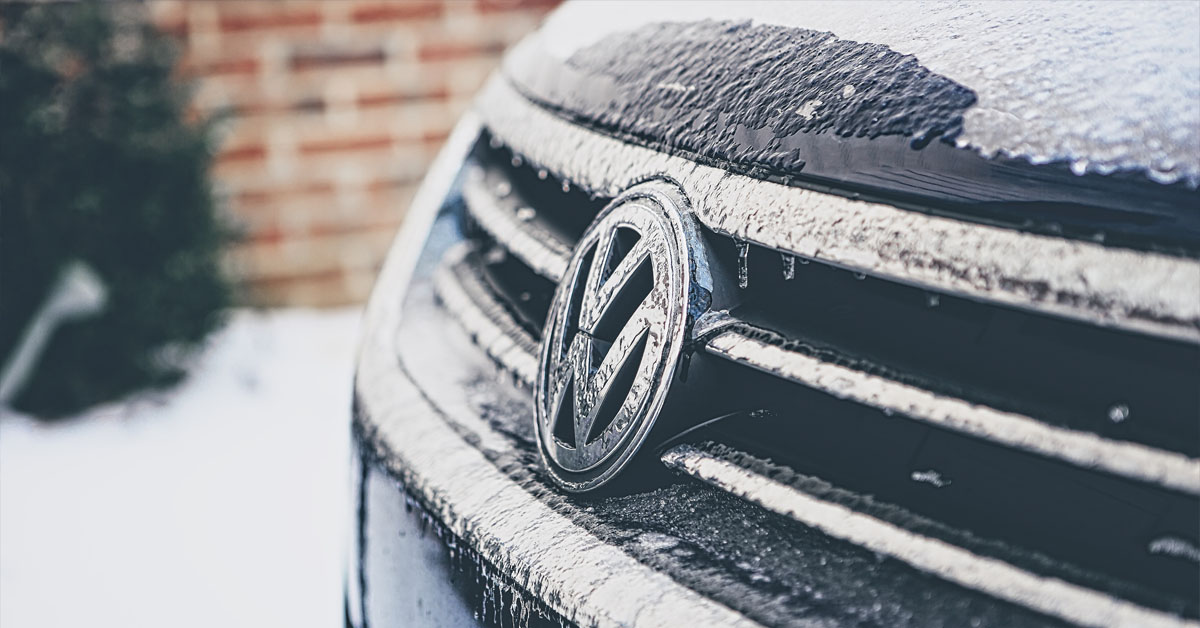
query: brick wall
[{"left": 149, "top": 1, "right": 558, "bottom": 306}]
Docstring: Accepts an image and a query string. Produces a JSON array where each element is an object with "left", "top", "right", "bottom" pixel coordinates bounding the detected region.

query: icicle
[
  {"left": 481, "top": 572, "right": 491, "bottom": 619},
  {"left": 781, "top": 253, "right": 795, "bottom": 280},
  {"left": 494, "top": 581, "right": 503, "bottom": 625},
  {"left": 736, "top": 240, "right": 750, "bottom": 289}
]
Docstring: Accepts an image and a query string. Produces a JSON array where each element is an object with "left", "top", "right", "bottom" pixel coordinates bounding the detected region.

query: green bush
[{"left": 0, "top": 4, "right": 230, "bottom": 417}]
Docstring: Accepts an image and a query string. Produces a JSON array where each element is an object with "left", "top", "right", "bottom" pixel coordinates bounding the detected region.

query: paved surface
[{"left": 0, "top": 308, "right": 360, "bottom": 628}]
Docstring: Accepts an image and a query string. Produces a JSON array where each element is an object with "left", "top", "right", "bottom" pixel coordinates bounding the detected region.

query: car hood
[{"left": 499, "top": 1, "right": 1200, "bottom": 250}]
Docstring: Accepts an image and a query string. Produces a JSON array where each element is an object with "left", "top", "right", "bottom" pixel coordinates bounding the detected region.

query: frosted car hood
[
  {"left": 535, "top": 0, "right": 1200, "bottom": 187},
  {"left": 502, "top": 1, "right": 1200, "bottom": 251}
]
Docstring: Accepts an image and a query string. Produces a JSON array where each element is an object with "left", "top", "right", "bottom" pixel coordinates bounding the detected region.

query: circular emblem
[{"left": 535, "top": 184, "right": 704, "bottom": 492}]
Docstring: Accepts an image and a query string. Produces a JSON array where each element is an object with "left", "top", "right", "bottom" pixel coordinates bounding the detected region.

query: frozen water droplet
[
  {"left": 516, "top": 207, "right": 536, "bottom": 222},
  {"left": 495, "top": 181, "right": 511, "bottom": 198},
  {"left": 1148, "top": 536, "right": 1200, "bottom": 562},
  {"left": 781, "top": 253, "right": 795, "bottom": 280},
  {"left": 797, "top": 257, "right": 809, "bottom": 265},
  {"left": 537, "top": 168, "right": 548, "bottom": 180},
  {"left": 1108, "top": 403, "right": 1130, "bottom": 423},
  {"left": 911, "top": 469, "right": 952, "bottom": 488},
  {"left": 926, "top": 293, "right": 940, "bottom": 308},
  {"left": 519, "top": 292, "right": 531, "bottom": 302},
  {"left": 488, "top": 136, "right": 502, "bottom": 149},
  {"left": 511, "top": 155, "right": 523, "bottom": 167},
  {"left": 853, "top": 271, "right": 866, "bottom": 280},
  {"left": 561, "top": 180, "right": 571, "bottom": 193},
  {"left": 484, "top": 247, "right": 507, "bottom": 264},
  {"left": 1070, "top": 158, "right": 1089, "bottom": 176},
  {"left": 736, "top": 240, "right": 750, "bottom": 289}
]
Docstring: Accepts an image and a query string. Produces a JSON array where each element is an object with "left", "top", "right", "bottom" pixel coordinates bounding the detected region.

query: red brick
[
  {"left": 298, "top": 135, "right": 394, "bottom": 156},
  {"left": 357, "top": 85, "right": 450, "bottom": 109},
  {"left": 290, "top": 48, "right": 386, "bottom": 72},
  {"left": 217, "top": 8, "right": 321, "bottom": 33},
  {"left": 185, "top": 57, "right": 260, "bottom": 77},
  {"left": 246, "top": 223, "right": 285, "bottom": 245},
  {"left": 421, "top": 129, "right": 450, "bottom": 148},
  {"left": 215, "top": 143, "right": 266, "bottom": 164},
  {"left": 417, "top": 41, "right": 507, "bottom": 63},
  {"left": 476, "top": 0, "right": 560, "bottom": 14},
  {"left": 350, "top": 2, "right": 442, "bottom": 23}
]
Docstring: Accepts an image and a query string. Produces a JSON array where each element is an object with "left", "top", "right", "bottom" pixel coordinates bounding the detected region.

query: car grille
[{"left": 431, "top": 132, "right": 1200, "bottom": 617}]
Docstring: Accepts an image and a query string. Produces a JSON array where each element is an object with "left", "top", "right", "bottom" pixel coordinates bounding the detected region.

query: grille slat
[
  {"left": 661, "top": 442, "right": 1195, "bottom": 628},
  {"left": 704, "top": 323, "right": 1200, "bottom": 495},
  {"left": 432, "top": 243, "right": 539, "bottom": 388},
  {"left": 462, "top": 161, "right": 572, "bottom": 283}
]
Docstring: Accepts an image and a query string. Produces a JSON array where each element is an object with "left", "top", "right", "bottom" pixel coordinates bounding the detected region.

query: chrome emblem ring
[{"left": 535, "top": 183, "right": 704, "bottom": 492}]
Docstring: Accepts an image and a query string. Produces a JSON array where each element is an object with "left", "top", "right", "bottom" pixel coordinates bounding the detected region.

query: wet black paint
[
  {"left": 504, "top": 20, "right": 1200, "bottom": 253},
  {"left": 566, "top": 21, "right": 975, "bottom": 147}
]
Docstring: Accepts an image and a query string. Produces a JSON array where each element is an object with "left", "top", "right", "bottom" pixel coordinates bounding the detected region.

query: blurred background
[
  {"left": 156, "top": 0, "right": 553, "bottom": 306},
  {"left": 0, "top": 1, "right": 556, "bottom": 626}
]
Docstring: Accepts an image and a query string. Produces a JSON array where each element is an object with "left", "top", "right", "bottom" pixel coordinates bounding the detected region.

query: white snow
[{"left": 0, "top": 308, "right": 361, "bottom": 628}]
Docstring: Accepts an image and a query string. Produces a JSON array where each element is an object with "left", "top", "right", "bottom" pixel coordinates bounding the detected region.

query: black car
[{"left": 348, "top": 3, "right": 1200, "bottom": 626}]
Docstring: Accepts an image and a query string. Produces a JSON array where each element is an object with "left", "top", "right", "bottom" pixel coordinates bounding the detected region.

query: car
[{"left": 347, "top": 3, "right": 1200, "bottom": 626}]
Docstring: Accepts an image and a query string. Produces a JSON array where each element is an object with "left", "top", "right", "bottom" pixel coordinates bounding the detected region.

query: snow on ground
[{"left": 0, "top": 308, "right": 361, "bottom": 628}]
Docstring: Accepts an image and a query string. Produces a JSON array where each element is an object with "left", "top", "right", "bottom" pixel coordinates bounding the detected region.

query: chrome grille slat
[
  {"left": 662, "top": 443, "right": 1198, "bottom": 628},
  {"left": 704, "top": 324, "right": 1200, "bottom": 495},
  {"left": 432, "top": 243, "right": 539, "bottom": 388},
  {"left": 462, "top": 162, "right": 571, "bottom": 283}
]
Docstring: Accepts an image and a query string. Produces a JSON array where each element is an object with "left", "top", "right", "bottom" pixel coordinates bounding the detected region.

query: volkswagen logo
[{"left": 535, "top": 182, "right": 711, "bottom": 492}]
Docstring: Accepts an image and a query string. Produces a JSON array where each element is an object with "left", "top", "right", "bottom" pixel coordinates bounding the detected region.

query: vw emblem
[{"left": 535, "top": 183, "right": 710, "bottom": 492}]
